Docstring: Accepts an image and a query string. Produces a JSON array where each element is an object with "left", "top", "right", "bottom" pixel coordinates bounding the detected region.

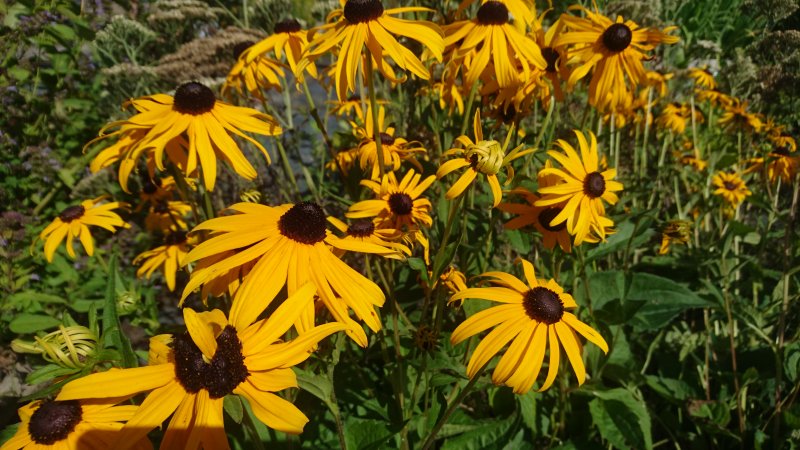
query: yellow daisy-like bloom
[
  {"left": 455, "top": 0, "right": 536, "bottom": 28},
  {"left": 718, "top": 99, "right": 763, "bottom": 132},
  {"left": 688, "top": 67, "right": 716, "bottom": 90},
  {"left": 328, "top": 216, "right": 410, "bottom": 259},
  {"left": 498, "top": 187, "right": 572, "bottom": 253},
  {"left": 144, "top": 200, "right": 192, "bottom": 233},
  {"left": 301, "top": 0, "right": 444, "bottom": 100},
  {"left": 1, "top": 398, "right": 150, "bottom": 450},
  {"left": 351, "top": 105, "right": 427, "bottom": 180},
  {"left": 246, "top": 18, "right": 318, "bottom": 80},
  {"left": 181, "top": 201, "right": 385, "bottom": 347},
  {"left": 712, "top": 171, "right": 752, "bottom": 206},
  {"left": 449, "top": 258, "right": 608, "bottom": 393},
  {"left": 695, "top": 88, "right": 733, "bottom": 108},
  {"left": 39, "top": 197, "right": 129, "bottom": 263},
  {"left": 656, "top": 102, "right": 704, "bottom": 134},
  {"left": 439, "top": 266, "right": 468, "bottom": 294},
  {"left": 133, "top": 232, "right": 190, "bottom": 292},
  {"left": 531, "top": 16, "right": 569, "bottom": 104},
  {"left": 57, "top": 285, "right": 345, "bottom": 449},
  {"left": 659, "top": 219, "right": 691, "bottom": 255},
  {"left": 535, "top": 130, "right": 623, "bottom": 245},
  {"left": 328, "top": 95, "right": 388, "bottom": 119},
  {"left": 555, "top": 6, "right": 679, "bottom": 111},
  {"left": 443, "top": 1, "right": 546, "bottom": 89},
  {"left": 137, "top": 174, "right": 178, "bottom": 208},
  {"left": 221, "top": 41, "right": 286, "bottom": 100},
  {"left": 347, "top": 169, "right": 436, "bottom": 230},
  {"left": 437, "top": 111, "right": 534, "bottom": 207},
  {"left": 745, "top": 147, "right": 800, "bottom": 185},
  {"left": 92, "top": 81, "right": 281, "bottom": 192}
]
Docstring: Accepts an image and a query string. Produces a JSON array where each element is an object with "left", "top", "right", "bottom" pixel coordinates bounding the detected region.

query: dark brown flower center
[
  {"left": 541, "top": 47, "right": 560, "bottom": 73},
  {"left": 388, "top": 193, "right": 414, "bottom": 215},
  {"left": 773, "top": 146, "right": 791, "bottom": 157},
  {"left": 232, "top": 41, "right": 254, "bottom": 60},
  {"left": 153, "top": 201, "right": 170, "bottom": 214},
  {"left": 28, "top": 400, "right": 82, "bottom": 445},
  {"left": 723, "top": 181, "right": 736, "bottom": 191},
  {"left": 164, "top": 231, "right": 187, "bottom": 246},
  {"left": 275, "top": 18, "right": 302, "bottom": 33},
  {"left": 347, "top": 220, "right": 375, "bottom": 237},
  {"left": 343, "top": 0, "right": 384, "bottom": 24},
  {"left": 173, "top": 82, "right": 216, "bottom": 115},
  {"left": 141, "top": 175, "right": 162, "bottom": 195},
  {"left": 377, "top": 132, "right": 395, "bottom": 146},
  {"left": 278, "top": 201, "right": 328, "bottom": 244},
  {"left": 522, "top": 287, "right": 564, "bottom": 324},
  {"left": 476, "top": 1, "right": 509, "bottom": 25},
  {"left": 172, "top": 325, "right": 249, "bottom": 399},
  {"left": 538, "top": 207, "right": 566, "bottom": 232},
  {"left": 59, "top": 205, "right": 85, "bottom": 223},
  {"left": 602, "top": 23, "right": 632, "bottom": 53},
  {"left": 583, "top": 172, "right": 606, "bottom": 198}
]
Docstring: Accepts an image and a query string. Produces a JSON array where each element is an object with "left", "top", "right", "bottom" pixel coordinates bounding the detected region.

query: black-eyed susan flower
[
  {"left": 347, "top": 169, "right": 436, "bottom": 230},
  {"left": 1, "top": 398, "right": 150, "bottom": 450},
  {"left": 92, "top": 81, "right": 281, "bottom": 192},
  {"left": 745, "top": 146, "right": 799, "bottom": 185},
  {"left": 531, "top": 16, "right": 569, "bottom": 103},
  {"left": 57, "top": 285, "right": 345, "bottom": 449},
  {"left": 535, "top": 130, "right": 623, "bottom": 245},
  {"left": 656, "top": 102, "right": 704, "bottom": 135},
  {"left": 246, "top": 18, "right": 317, "bottom": 80},
  {"left": 439, "top": 266, "right": 468, "bottom": 294},
  {"left": 39, "top": 197, "right": 128, "bottom": 263},
  {"left": 449, "top": 258, "right": 608, "bottom": 393},
  {"left": 301, "top": 0, "right": 444, "bottom": 101},
  {"left": 499, "top": 188, "right": 572, "bottom": 253},
  {"left": 695, "top": 88, "right": 733, "bottom": 108},
  {"left": 659, "top": 219, "right": 691, "bottom": 255},
  {"left": 443, "top": 1, "right": 546, "bottom": 89},
  {"left": 718, "top": 99, "right": 763, "bottom": 133},
  {"left": 555, "top": 6, "right": 679, "bottom": 111},
  {"left": 181, "top": 202, "right": 385, "bottom": 347},
  {"left": 137, "top": 174, "right": 177, "bottom": 207},
  {"left": 134, "top": 232, "right": 190, "bottom": 292},
  {"left": 688, "top": 67, "right": 716, "bottom": 90},
  {"left": 144, "top": 200, "right": 192, "bottom": 233},
  {"left": 351, "top": 105, "right": 426, "bottom": 180},
  {"left": 455, "top": 0, "right": 536, "bottom": 28},
  {"left": 328, "top": 216, "right": 410, "bottom": 259},
  {"left": 712, "top": 171, "right": 752, "bottom": 206},
  {"left": 221, "top": 41, "right": 286, "bottom": 100},
  {"left": 437, "top": 111, "right": 533, "bottom": 207}
]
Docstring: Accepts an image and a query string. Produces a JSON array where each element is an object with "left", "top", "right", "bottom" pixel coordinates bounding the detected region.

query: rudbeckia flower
[
  {"left": 144, "top": 200, "right": 192, "bottom": 233},
  {"left": 38, "top": 197, "right": 129, "bottom": 262},
  {"left": 181, "top": 202, "right": 385, "bottom": 347},
  {"left": 328, "top": 216, "right": 410, "bottom": 259},
  {"left": 91, "top": 81, "right": 282, "bottom": 192},
  {"left": 656, "top": 102, "right": 704, "bottom": 135},
  {"left": 347, "top": 169, "right": 436, "bottom": 230},
  {"left": 555, "top": 6, "right": 679, "bottom": 111},
  {"left": 499, "top": 187, "right": 571, "bottom": 253},
  {"left": 134, "top": 232, "right": 190, "bottom": 292},
  {"left": 449, "top": 258, "right": 608, "bottom": 393},
  {"left": 301, "top": 0, "right": 444, "bottom": 100},
  {"left": 688, "top": 67, "right": 716, "bottom": 90},
  {"left": 719, "top": 99, "right": 763, "bottom": 133},
  {"left": 659, "top": 220, "right": 691, "bottom": 255},
  {"left": 350, "top": 105, "right": 427, "bottom": 179},
  {"left": 1, "top": 398, "right": 150, "bottom": 450},
  {"left": 695, "top": 88, "right": 733, "bottom": 108},
  {"left": 437, "top": 111, "right": 533, "bottom": 207},
  {"left": 712, "top": 171, "right": 752, "bottom": 206},
  {"left": 245, "top": 18, "right": 317, "bottom": 80},
  {"left": 535, "top": 130, "right": 623, "bottom": 245},
  {"left": 443, "top": 1, "right": 546, "bottom": 89},
  {"left": 455, "top": 0, "right": 536, "bottom": 28},
  {"left": 57, "top": 284, "right": 345, "bottom": 449},
  {"left": 745, "top": 146, "right": 800, "bottom": 185},
  {"left": 221, "top": 41, "right": 286, "bottom": 100}
]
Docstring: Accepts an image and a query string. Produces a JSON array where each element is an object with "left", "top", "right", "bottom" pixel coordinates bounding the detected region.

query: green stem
[
  {"left": 274, "top": 137, "right": 300, "bottom": 197},
  {"left": 420, "top": 365, "right": 487, "bottom": 450},
  {"left": 459, "top": 84, "right": 479, "bottom": 137}
]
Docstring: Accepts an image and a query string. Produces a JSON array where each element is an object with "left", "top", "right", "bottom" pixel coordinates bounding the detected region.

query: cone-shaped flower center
[
  {"left": 141, "top": 175, "right": 162, "bottom": 195},
  {"left": 723, "top": 181, "right": 737, "bottom": 191},
  {"left": 153, "top": 201, "right": 170, "bottom": 214},
  {"left": 343, "top": 0, "right": 384, "bottom": 24},
  {"left": 232, "top": 41, "right": 254, "bottom": 60},
  {"left": 538, "top": 207, "right": 566, "bottom": 232},
  {"left": 164, "top": 231, "right": 187, "bottom": 246},
  {"left": 476, "top": 1, "right": 509, "bottom": 25},
  {"left": 377, "top": 132, "right": 395, "bottom": 146},
  {"left": 173, "top": 82, "right": 216, "bottom": 115},
  {"left": 388, "top": 193, "right": 414, "bottom": 215},
  {"left": 173, "top": 326, "right": 249, "bottom": 399},
  {"left": 523, "top": 287, "right": 564, "bottom": 324},
  {"left": 584, "top": 172, "right": 606, "bottom": 198},
  {"left": 466, "top": 140, "right": 504, "bottom": 175},
  {"left": 602, "top": 23, "right": 633, "bottom": 53},
  {"left": 347, "top": 220, "right": 375, "bottom": 237},
  {"left": 275, "top": 18, "right": 302, "bottom": 33},
  {"left": 773, "top": 146, "right": 791, "bottom": 157},
  {"left": 541, "top": 47, "right": 560, "bottom": 73},
  {"left": 28, "top": 400, "right": 82, "bottom": 445},
  {"left": 59, "top": 205, "right": 85, "bottom": 223},
  {"left": 278, "top": 201, "right": 328, "bottom": 244}
]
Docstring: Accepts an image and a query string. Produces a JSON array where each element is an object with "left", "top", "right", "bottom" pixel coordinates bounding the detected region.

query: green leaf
[
  {"left": 407, "top": 257, "right": 430, "bottom": 284},
  {"left": 26, "top": 365, "right": 80, "bottom": 385},
  {"left": 626, "top": 273, "right": 713, "bottom": 330},
  {"left": 440, "top": 412, "right": 517, "bottom": 450},
  {"left": 589, "top": 388, "right": 652, "bottom": 450},
  {"left": 295, "top": 368, "right": 333, "bottom": 406},
  {"left": 344, "top": 417, "right": 396, "bottom": 450},
  {"left": 102, "top": 254, "right": 137, "bottom": 368},
  {"left": 223, "top": 395, "right": 244, "bottom": 424},
  {"left": 9, "top": 314, "right": 60, "bottom": 334}
]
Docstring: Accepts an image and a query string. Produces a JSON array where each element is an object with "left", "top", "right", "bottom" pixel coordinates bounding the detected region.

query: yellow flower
[
  {"left": 347, "top": 169, "right": 436, "bottom": 230},
  {"left": 221, "top": 41, "right": 286, "bottom": 100},
  {"left": 443, "top": 1, "right": 546, "bottom": 89},
  {"left": 246, "top": 18, "right": 318, "bottom": 80},
  {"left": 555, "top": 6, "right": 679, "bottom": 111},
  {"left": 90, "top": 82, "right": 281, "bottom": 192},
  {"left": 144, "top": 200, "right": 192, "bottom": 233},
  {"left": 712, "top": 171, "right": 752, "bottom": 206},
  {"left": 38, "top": 197, "right": 128, "bottom": 262},
  {"left": 439, "top": 266, "right": 468, "bottom": 294},
  {"left": 181, "top": 202, "right": 385, "bottom": 347},
  {"left": 57, "top": 285, "right": 345, "bottom": 448},
  {"left": 688, "top": 67, "right": 716, "bottom": 90},
  {"left": 301, "top": 0, "right": 444, "bottom": 100},
  {"left": 1, "top": 398, "right": 150, "bottom": 450},
  {"left": 449, "top": 258, "right": 608, "bottom": 393},
  {"left": 659, "top": 220, "right": 691, "bottom": 255},
  {"left": 328, "top": 216, "right": 410, "bottom": 259},
  {"left": 535, "top": 130, "right": 623, "bottom": 245},
  {"left": 695, "top": 88, "right": 733, "bottom": 108},
  {"left": 745, "top": 147, "right": 800, "bottom": 185},
  {"left": 498, "top": 186, "right": 572, "bottom": 253},
  {"left": 455, "top": 0, "right": 536, "bottom": 28},
  {"left": 718, "top": 99, "right": 763, "bottom": 132},
  {"left": 437, "top": 111, "right": 534, "bottom": 207},
  {"left": 350, "top": 105, "right": 427, "bottom": 180},
  {"left": 134, "top": 232, "right": 190, "bottom": 291},
  {"left": 656, "top": 102, "right": 704, "bottom": 134}
]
